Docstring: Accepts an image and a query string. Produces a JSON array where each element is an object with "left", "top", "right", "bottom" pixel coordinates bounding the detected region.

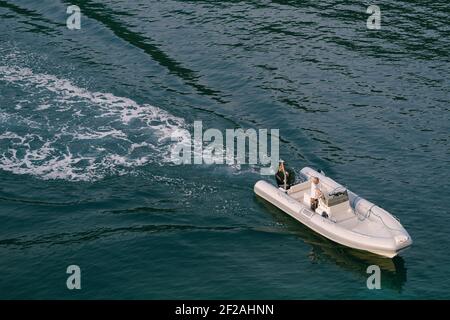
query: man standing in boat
[
  {"left": 310, "top": 176, "right": 323, "bottom": 211},
  {"left": 275, "top": 160, "right": 295, "bottom": 190}
]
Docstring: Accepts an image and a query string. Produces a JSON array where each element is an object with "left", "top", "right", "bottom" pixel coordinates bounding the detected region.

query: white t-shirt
[{"left": 310, "top": 182, "right": 321, "bottom": 199}]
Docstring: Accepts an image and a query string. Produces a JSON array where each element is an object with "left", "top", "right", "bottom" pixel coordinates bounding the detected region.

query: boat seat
[
  {"left": 303, "top": 193, "right": 311, "bottom": 206},
  {"left": 288, "top": 180, "right": 310, "bottom": 194}
]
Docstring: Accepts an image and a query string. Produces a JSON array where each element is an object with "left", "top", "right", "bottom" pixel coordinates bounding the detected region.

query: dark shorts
[{"left": 311, "top": 198, "right": 318, "bottom": 211}]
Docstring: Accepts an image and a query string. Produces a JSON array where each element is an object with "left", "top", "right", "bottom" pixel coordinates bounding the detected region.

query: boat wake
[{"left": 0, "top": 65, "right": 189, "bottom": 181}]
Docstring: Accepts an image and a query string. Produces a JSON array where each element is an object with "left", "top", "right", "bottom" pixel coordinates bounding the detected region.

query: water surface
[{"left": 0, "top": 0, "right": 449, "bottom": 299}]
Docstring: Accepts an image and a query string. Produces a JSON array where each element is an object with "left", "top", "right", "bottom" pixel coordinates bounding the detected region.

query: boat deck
[{"left": 287, "top": 181, "right": 392, "bottom": 238}]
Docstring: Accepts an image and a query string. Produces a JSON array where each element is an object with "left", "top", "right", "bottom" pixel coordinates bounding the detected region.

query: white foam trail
[
  {"left": 0, "top": 65, "right": 189, "bottom": 181},
  {"left": 0, "top": 66, "right": 184, "bottom": 130}
]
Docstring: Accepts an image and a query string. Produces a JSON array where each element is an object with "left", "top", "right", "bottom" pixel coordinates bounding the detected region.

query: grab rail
[{"left": 355, "top": 204, "right": 404, "bottom": 233}]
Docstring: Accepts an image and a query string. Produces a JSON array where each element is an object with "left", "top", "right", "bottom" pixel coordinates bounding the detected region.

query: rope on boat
[{"left": 354, "top": 203, "right": 404, "bottom": 232}]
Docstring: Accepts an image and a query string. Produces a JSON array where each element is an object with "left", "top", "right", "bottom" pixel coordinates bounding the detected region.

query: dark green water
[{"left": 0, "top": 0, "right": 449, "bottom": 299}]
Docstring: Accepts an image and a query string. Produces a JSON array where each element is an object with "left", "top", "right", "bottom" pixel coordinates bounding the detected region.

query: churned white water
[{"left": 0, "top": 65, "right": 189, "bottom": 181}]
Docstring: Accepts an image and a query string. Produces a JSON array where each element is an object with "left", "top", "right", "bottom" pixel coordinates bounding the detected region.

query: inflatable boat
[{"left": 254, "top": 167, "right": 412, "bottom": 258}]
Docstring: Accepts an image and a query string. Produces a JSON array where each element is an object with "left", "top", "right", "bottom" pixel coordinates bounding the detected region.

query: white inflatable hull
[{"left": 254, "top": 167, "right": 412, "bottom": 258}]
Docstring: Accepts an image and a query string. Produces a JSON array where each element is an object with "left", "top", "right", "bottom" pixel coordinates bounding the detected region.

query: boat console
[
  {"left": 323, "top": 190, "right": 349, "bottom": 207},
  {"left": 317, "top": 189, "right": 353, "bottom": 221}
]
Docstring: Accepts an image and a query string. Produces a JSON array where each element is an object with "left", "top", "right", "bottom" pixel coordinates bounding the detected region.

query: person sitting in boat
[
  {"left": 275, "top": 160, "right": 295, "bottom": 190},
  {"left": 310, "top": 177, "right": 323, "bottom": 210}
]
